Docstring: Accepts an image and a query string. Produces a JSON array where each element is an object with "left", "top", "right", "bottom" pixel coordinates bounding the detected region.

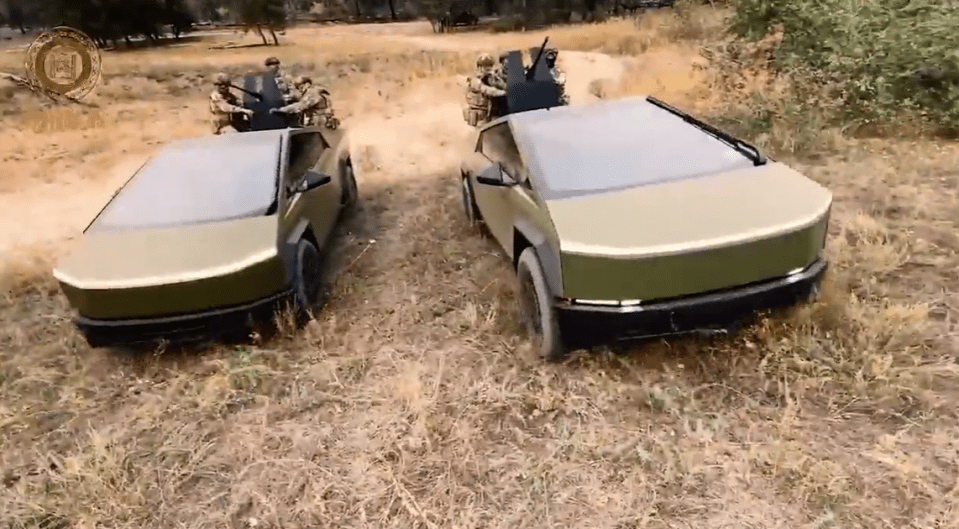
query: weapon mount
[{"left": 492, "top": 37, "right": 562, "bottom": 119}]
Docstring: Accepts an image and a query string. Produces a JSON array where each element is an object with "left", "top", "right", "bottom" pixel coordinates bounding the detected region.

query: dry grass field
[{"left": 1, "top": 7, "right": 958, "bottom": 528}]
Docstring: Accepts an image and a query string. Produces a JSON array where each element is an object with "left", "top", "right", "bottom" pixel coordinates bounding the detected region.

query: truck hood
[
  {"left": 544, "top": 162, "right": 832, "bottom": 257},
  {"left": 53, "top": 216, "right": 281, "bottom": 290}
]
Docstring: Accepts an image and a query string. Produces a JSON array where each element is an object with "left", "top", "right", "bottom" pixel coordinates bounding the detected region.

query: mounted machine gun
[
  {"left": 490, "top": 37, "right": 563, "bottom": 120},
  {"left": 230, "top": 72, "right": 299, "bottom": 132}
]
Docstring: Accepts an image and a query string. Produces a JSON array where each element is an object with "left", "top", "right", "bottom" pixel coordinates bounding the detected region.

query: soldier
[
  {"left": 265, "top": 56, "right": 295, "bottom": 103},
  {"left": 542, "top": 44, "right": 570, "bottom": 106},
  {"left": 463, "top": 54, "right": 506, "bottom": 127},
  {"left": 210, "top": 73, "right": 254, "bottom": 134},
  {"left": 491, "top": 51, "right": 509, "bottom": 90},
  {"left": 270, "top": 75, "right": 339, "bottom": 128}
]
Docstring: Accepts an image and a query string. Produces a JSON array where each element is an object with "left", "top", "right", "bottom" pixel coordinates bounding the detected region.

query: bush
[
  {"left": 724, "top": 0, "right": 959, "bottom": 136},
  {"left": 545, "top": 8, "right": 573, "bottom": 24},
  {"left": 666, "top": 0, "right": 728, "bottom": 41},
  {"left": 489, "top": 14, "right": 526, "bottom": 32},
  {"left": 586, "top": 7, "right": 608, "bottom": 23}
]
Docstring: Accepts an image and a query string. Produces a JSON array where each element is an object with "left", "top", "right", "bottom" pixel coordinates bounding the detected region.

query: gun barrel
[
  {"left": 527, "top": 36, "right": 550, "bottom": 81},
  {"left": 228, "top": 83, "right": 264, "bottom": 100}
]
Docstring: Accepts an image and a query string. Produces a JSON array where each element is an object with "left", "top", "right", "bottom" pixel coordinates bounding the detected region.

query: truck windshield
[
  {"left": 517, "top": 100, "right": 756, "bottom": 200},
  {"left": 90, "top": 134, "right": 281, "bottom": 231}
]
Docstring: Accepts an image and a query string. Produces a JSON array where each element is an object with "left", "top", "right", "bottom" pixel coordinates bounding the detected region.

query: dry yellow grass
[{"left": 2, "top": 10, "right": 958, "bottom": 528}]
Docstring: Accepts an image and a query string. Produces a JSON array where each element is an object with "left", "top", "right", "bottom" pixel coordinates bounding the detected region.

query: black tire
[
  {"left": 460, "top": 175, "right": 479, "bottom": 227},
  {"left": 292, "top": 237, "right": 323, "bottom": 322},
  {"left": 516, "top": 247, "right": 567, "bottom": 362},
  {"left": 83, "top": 333, "right": 103, "bottom": 349},
  {"left": 341, "top": 158, "right": 358, "bottom": 211}
]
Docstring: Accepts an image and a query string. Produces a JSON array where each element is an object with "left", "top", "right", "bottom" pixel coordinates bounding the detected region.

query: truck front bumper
[
  {"left": 554, "top": 259, "right": 827, "bottom": 348},
  {"left": 74, "top": 290, "right": 293, "bottom": 349}
]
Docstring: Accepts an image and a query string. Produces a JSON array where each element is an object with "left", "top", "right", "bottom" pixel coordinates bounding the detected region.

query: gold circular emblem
[{"left": 24, "top": 26, "right": 101, "bottom": 100}]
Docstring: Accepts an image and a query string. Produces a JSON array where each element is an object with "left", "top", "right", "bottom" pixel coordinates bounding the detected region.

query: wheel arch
[
  {"left": 461, "top": 170, "right": 480, "bottom": 221},
  {"left": 513, "top": 222, "right": 563, "bottom": 297},
  {"left": 301, "top": 225, "right": 319, "bottom": 248},
  {"left": 282, "top": 218, "right": 319, "bottom": 283}
]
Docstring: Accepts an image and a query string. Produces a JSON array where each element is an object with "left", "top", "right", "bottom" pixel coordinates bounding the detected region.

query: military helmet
[
  {"left": 265, "top": 57, "right": 280, "bottom": 66},
  {"left": 294, "top": 75, "right": 312, "bottom": 86},
  {"left": 476, "top": 54, "right": 494, "bottom": 68},
  {"left": 214, "top": 73, "right": 230, "bottom": 86}
]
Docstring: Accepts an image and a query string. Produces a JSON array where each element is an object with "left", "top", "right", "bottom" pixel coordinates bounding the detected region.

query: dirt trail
[
  {"left": 0, "top": 157, "right": 145, "bottom": 259},
  {"left": 346, "top": 47, "right": 624, "bottom": 179},
  {"left": 0, "top": 29, "right": 625, "bottom": 259}
]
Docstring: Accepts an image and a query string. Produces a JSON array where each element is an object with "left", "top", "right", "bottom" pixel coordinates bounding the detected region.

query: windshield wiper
[{"left": 647, "top": 96, "right": 767, "bottom": 166}]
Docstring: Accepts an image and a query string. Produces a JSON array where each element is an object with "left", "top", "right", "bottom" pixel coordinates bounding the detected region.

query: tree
[
  {"left": 164, "top": 0, "right": 194, "bottom": 38},
  {"left": 9, "top": 4, "right": 24, "bottom": 33},
  {"left": 237, "top": 0, "right": 285, "bottom": 45}
]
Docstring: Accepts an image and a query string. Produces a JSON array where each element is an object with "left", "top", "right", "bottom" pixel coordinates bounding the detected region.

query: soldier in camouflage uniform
[
  {"left": 265, "top": 57, "right": 295, "bottom": 103},
  {"left": 542, "top": 44, "right": 569, "bottom": 106},
  {"left": 270, "top": 76, "right": 339, "bottom": 129},
  {"left": 491, "top": 52, "right": 509, "bottom": 90},
  {"left": 463, "top": 54, "right": 507, "bottom": 127},
  {"left": 487, "top": 52, "right": 510, "bottom": 119},
  {"left": 209, "top": 73, "right": 254, "bottom": 134}
]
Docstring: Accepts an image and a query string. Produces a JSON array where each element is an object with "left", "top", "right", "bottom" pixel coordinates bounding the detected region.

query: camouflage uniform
[
  {"left": 543, "top": 45, "right": 570, "bottom": 106},
  {"left": 464, "top": 54, "right": 507, "bottom": 127},
  {"left": 491, "top": 52, "right": 509, "bottom": 90},
  {"left": 209, "top": 73, "right": 253, "bottom": 134},
  {"left": 265, "top": 57, "right": 296, "bottom": 103},
  {"left": 272, "top": 76, "right": 339, "bottom": 128}
]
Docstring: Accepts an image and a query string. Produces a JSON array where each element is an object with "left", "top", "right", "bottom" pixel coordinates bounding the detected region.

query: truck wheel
[
  {"left": 341, "top": 158, "right": 358, "bottom": 211},
  {"left": 461, "top": 175, "right": 479, "bottom": 227},
  {"left": 516, "top": 247, "right": 567, "bottom": 362},
  {"left": 292, "top": 237, "right": 323, "bottom": 323}
]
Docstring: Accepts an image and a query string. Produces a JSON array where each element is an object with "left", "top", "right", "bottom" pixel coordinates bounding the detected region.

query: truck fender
[
  {"left": 282, "top": 218, "right": 312, "bottom": 283},
  {"left": 515, "top": 221, "right": 563, "bottom": 297}
]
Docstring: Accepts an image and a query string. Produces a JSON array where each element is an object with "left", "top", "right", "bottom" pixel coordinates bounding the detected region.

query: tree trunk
[
  {"left": 387, "top": 0, "right": 397, "bottom": 20},
  {"left": 18, "top": 24, "right": 25, "bottom": 34},
  {"left": 269, "top": 27, "right": 278, "bottom": 45},
  {"left": 584, "top": 0, "right": 597, "bottom": 19},
  {"left": 256, "top": 25, "right": 268, "bottom": 45},
  {"left": 354, "top": 0, "right": 362, "bottom": 18}
]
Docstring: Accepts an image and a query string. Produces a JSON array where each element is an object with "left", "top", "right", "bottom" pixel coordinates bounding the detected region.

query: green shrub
[
  {"left": 545, "top": 8, "right": 573, "bottom": 25},
  {"left": 489, "top": 14, "right": 526, "bottom": 32},
  {"left": 725, "top": 0, "right": 959, "bottom": 136}
]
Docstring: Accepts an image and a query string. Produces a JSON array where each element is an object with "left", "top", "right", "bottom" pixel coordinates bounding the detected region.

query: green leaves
[{"left": 728, "top": 0, "right": 959, "bottom": 135}]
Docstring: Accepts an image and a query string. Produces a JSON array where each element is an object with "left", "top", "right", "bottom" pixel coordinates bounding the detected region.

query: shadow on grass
[{"left": 207, "top": 42, "right": 278, "bottom": 51}]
